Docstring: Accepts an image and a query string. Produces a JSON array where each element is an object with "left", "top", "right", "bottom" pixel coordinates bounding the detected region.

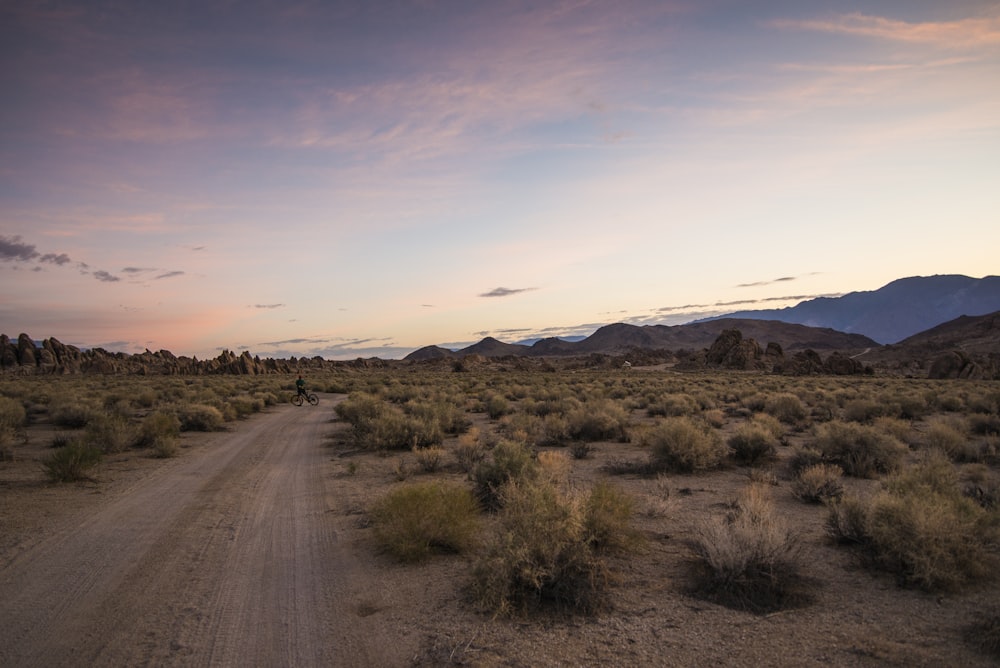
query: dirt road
[{"left": 0, "top": 397, "right": 412, "bottom": 667}]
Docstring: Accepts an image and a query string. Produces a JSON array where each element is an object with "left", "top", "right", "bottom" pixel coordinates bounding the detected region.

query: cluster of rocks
[
  {"left": 0, "top": 333, "right": 351, "bottom": 376},
  {"left": 927, "top": 350, "right": 998, "bottom": 380},
  {"left": 681, "top": 329, "right": 870, "bottom": 375}
]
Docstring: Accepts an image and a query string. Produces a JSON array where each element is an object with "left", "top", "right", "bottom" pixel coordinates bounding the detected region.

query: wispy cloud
[
  {"left": 480, "top": 287, "right": 536, "bottom": 298},
  {"left": 771, "top": 12, "right": 1000, "bottom": 49},
  {"left": 737, "top": 276, "right": 797, "bottom": 288},
  {"left": 0, "top": 235, "right": 42, "bottom": 262},
  {"left": 40, "top": 252, "right": 71, "bottom": 265},
  {"left": 92, "top": 270, "right": 120, "bottom": 283},
  {"left": 252, "top": 303, "right": 284, "bottom": 309},
  {"left": 155, "top": 270, "right": 184, "bottom": 280}
]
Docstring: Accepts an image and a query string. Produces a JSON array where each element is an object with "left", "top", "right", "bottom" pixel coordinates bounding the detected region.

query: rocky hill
[
  {"left": 860, "top": 310, "right": 1000, "bottom": 379},
  {"left": 0, "top": 333, "right": 346, "bottom": 376},
  {"left": 406, "top": 319, "right": 877, "bottom": 361}
]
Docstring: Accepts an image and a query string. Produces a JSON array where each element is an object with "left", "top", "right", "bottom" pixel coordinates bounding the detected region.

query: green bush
[
  {"left": 42, "top": 440, "right": 103, "bottom": 482},
  {"left": 811, "top": 421, "right": 907, "bottom": 478},
  {"left": 370, "top": 481, "right": 480, "bottom": 563},
  {"left": 690, "top": 483, "right": 810, "bottom": 613},
  {"left": 646, "top": 417, "right": 726, "bottom": 473}
]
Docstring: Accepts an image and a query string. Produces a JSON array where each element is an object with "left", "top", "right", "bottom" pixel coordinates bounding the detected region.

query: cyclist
[{"left": 295, "top": 374, "right": 307, "bottom": 398}]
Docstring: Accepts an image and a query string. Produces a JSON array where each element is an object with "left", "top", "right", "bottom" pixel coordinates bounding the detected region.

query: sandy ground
[{"left": 2, "top": 394, "right": 998, "bottom": 667}]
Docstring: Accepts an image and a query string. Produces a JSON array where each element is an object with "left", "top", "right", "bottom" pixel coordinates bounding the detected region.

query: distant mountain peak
[{"left": 702, "top": 275, "right": 1000, "bottom": 344}]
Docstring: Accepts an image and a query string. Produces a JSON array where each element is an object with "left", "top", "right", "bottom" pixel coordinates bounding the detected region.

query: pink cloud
[{"left": 772, "top": 12, "right": 1000, "bottom": 49}]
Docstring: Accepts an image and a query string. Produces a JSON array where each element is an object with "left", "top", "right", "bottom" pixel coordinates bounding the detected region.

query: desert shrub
[
  {"left": 828, "top": 452, "right": 999, "bottom": 592},
  {"left": 133, "top": 388, "right": 158, "bottom": 408},
  {"left": 642, "top": 474, "right": 674, "bottom": 518},
  {"left": 473, "top": 440, "right": 537, "bottom": 511},
  {"left": 569, "top": 441, "right": 592, "bottom": 459},
  {"left": 825, "top": 496, "right": 870, "bottom": 546},
  {"left": 0, "top": 396, "right": 26, "bottom": 430},
  {"left": 792, "top": 464, "right": 844, "bottom": 503},
  {"left": 764, "top": 393, "right": 807, "bottom": 425},
  {"left": 872, "top": 416, "right": 915, "bottom": 446},
  {"left": 970, "top": 414, "right": 1000, "bottom": 437},
  {"left": 497, "top": 412, "right": 544, "bottom": 444},
  {"left": 453, "top": 428, "right": 487, "bottom": 472},
  {"left": 338, "top": 393, "right": 442, "bottom": 451},
  {"left": 965, "top": 609, "right": 1000, "bottom": 660},
  {"left": 335, "top": 392, "right": 384, "bottom": 426},
  {"left": 176, "top": 404, "right": 226, "bottom": 432},
  {"left": 750, "top": 413, "right": 784, "bottom": 439},
  {"left": 539, "top": 414, "right": 570, "bottom": 445},
  {"left": 41, "top": 440, "right": 102, "bottom": 482},
  {"left": 413, "top": 445, "right": 444, "bottom": 473},
  {"left": 892, "top": 393, "right": 928, "bottom": 420},
  {"left": 152, "top": 436, "right": 180, "bottom": 458},
  {"left": 226, "top": 395, "right": 262, "bottom": 419},
  {"left": 964, "top": 470, "right": 1000, "bottom": 510},
  {"left": 584, "top": 482, "right": 641, "bottom": 554},
  {"left": 690, "top": 483, "right": 810, "bottom": 613},
  {"left": 391, "top": 457, "right": 410, "bottom": 481},
  {"left": 727, "top": 423, "right": 778, "bottom": 466},
  {"left": 646, "top": 417, "right": 726, "bottom": 473},
  {"left": 647, "top": 393, "right": 699, "bottom": 417},
  {"left": 49, "top": 400, "right": 97, "bottom": 428},
  {"left": 565, "top": 400, "right": 629, "bottom": 442},
  {"left": 924, "top": 418, "right": 978, "bottom": 462},
  {"left": 537, "top": 450, "right": 571, "bottom": 486},
  {"left": 84, "top": 413, "right": 134, "bottom": 453},
  {"left": 370, "top": 481, "right": 480, "bottom": 563},
  {"left": 405, "top": 399, "right": 471, "bottom": 435},
  {"left": 811, "top": 421, "right": 907, "bottom": 478},
  {"left": 742, "top": 393, "right": 768, "bottom": 412},
  {"left": 470, "top": 480, "right": 614, "bottom": 616},
  {"left": 137, "top": 411, "right": 181, "bottom": 447},
  {"left": 843, "top": 399, "right": 884, "bottom": 423},
  {"left": 485, "top": 393, "right": 513, "bottom": 420},
  {"left": 933, "top": 392, "right": 964, "bottom": 412}
]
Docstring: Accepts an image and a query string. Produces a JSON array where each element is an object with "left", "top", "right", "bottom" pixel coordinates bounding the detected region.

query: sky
[{"left": 1, "top": 1, "right": 998, "bottom": 360}]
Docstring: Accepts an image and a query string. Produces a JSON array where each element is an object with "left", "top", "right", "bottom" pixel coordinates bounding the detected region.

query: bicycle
[{"left": 290, "top": 392, "right": 319, "bottom": 406}]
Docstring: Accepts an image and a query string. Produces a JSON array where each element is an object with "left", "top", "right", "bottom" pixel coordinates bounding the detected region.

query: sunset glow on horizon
[{"left": 2, "top": 1, "right": 998, "bottom": 359}]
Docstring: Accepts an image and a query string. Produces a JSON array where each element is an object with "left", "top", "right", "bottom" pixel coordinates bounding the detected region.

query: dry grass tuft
[
  {"left": 370, "top": 481, "right": 480, "bottom": 563},
  {"left": 690, "top": 483, "right": 812, "bottom": 613}
]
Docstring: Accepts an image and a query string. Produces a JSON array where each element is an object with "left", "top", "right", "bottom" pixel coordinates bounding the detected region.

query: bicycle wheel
[
  {"left": 307, "top": 393, "right": 319, "bottom": 406},
  {"left": 291, "top": 394, "right": 304, "bottom": 406}
]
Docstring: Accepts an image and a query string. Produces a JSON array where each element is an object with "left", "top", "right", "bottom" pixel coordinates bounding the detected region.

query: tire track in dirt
[{"left": 0, "top": 396, "right": 406, "bottom": 667}]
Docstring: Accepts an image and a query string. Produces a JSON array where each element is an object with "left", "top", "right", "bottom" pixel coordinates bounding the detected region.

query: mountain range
[
  {"left": 702, "top": 274, "right": 1000, "bottom": 344},
  {"left": 406, "top": 275, "right": 1000, "bottom": 360}
]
